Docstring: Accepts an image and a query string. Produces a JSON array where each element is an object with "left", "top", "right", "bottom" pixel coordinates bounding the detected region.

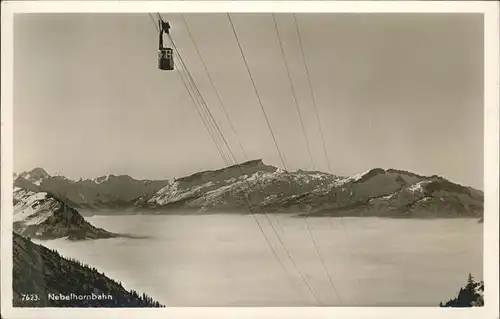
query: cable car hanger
[{"left": 158, "top": 20, "right": 174, "bottom": 71}]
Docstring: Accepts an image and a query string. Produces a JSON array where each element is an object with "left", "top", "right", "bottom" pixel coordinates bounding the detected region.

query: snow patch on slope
[
  {"left": 408, "top": 181, "right": 431, "bottom": 193},
  {"left": 93, "top": 175, "right": 111, "bottom": 184},
  {"left": 350, "top": 169, "right": 374, "bottom": 182},
  {"left": 13, "top": 189, "right": 51, "bottom": 224},
  {"left": 148, "top": 180, "right": 216, "bottom": 206}
]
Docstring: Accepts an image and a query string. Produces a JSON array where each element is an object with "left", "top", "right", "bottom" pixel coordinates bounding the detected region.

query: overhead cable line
[
  {"left": 180, "top": 13, "right": 332, "bottom": 305},
  {"left": 226, "top": 14, "right": 289, "bottom": 171},
  {"left": 181, "top": 14, "right": 249, "bottom": 161},
  {"left": 148, "top": 13, "right": 230, "bottom": 166},
  {"left": 271, "top": 13, "right": 316, "bottom": 171},
  {"left": 227, "top": 13, "right": 328, "bottom": 306},
  {"left": 270, "top": 13, "right": 343, "bottom": 305},
  {"left": 158, "top": 13, "right": 233, "bottom": 165},
  {"left": 292, "top": 13, "right": 330, "bottom": 173},
  {"left": 161, "top": 14, "right": 308, "bottom": 302},
  {"left": 154, "top": 13, "right": 307, "bottom": 302},
  {"left": 293, "top": 13, "right": 360, "bottom": 305},
  {"left": 175, "top": 48, "right": 231, "bottom": 166},
  {"left": 181, "top": 63, "right": 233, "bottom": 166},
  {"left": 178, "top": 58, "right": 231, "bottom": 166},
  {"left": 155, "top": 14, "right": 232, "bottom": 165},
  {"left": 149, "top": 13, "right": 160, "bottom": 32}
]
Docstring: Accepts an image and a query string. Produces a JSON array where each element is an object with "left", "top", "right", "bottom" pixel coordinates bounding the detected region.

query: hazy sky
[{"left": 14, "top": 13, "right": 484, "bottom": 189}]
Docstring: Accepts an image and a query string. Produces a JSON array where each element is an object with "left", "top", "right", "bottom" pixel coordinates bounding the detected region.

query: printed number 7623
[{"left": 21, "top": 293, "right": 40, "bottom": 301}]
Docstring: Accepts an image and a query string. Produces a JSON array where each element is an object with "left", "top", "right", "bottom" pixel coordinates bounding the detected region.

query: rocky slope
[
  {"left": 13, "top": 187, "right": 118, "bottom": 240},
  {"left": 305, "top": 172, "right": 484, "bottom": 218},
  {"left": 15, "top": 160, "right": 483, "bottom": 218},
  {"left": 13, "top": 232, "right": 164, "bottom": 307}
]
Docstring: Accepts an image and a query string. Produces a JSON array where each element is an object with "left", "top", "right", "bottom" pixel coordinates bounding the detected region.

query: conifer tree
[{"left": 440, "top": 273, "right": 484, "bottom": 307}]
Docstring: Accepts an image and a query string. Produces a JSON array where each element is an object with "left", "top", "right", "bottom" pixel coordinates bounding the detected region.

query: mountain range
[{"left": 13, "top": 160, "right": 483, "bottom": 218}]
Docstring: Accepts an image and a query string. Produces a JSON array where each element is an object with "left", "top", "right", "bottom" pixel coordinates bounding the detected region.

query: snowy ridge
[
  {"left": 350, "top": 169, "right": 374, "bottom": 182},
  {"left": 13, "top": 188, "right": 51, "bottom": 224},
  {"left": 137, "top": 163, "right": 483, "bottom": 218},
  {"left": 146, "top": 168, "right": 338, "bottom": 209},
  {"left": 148, "top": 180, "right": 215, "bottom": 206},
  {"left": 13, "top": 187, "right": 118, "bottom": 240}
]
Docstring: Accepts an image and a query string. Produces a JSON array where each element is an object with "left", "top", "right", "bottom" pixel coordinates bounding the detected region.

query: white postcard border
[{"left": 1, "top": 1, "right": 498, "bottom": 319}]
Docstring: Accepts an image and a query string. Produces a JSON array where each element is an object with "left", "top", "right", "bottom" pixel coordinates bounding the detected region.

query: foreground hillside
[
  {"left": 15, "top": 160, "right": 483, "bottom": 218},
  {"left": 440, "top": 274, "right": 484, "bottom": 307},
  {"left": 13, "top": 187, "right": 118, "bottom": 240},
  {"left": 13, "top": 232, "right": 165, "bottom": 307}
]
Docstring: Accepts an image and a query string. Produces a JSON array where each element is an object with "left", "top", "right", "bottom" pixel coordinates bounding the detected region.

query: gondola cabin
[
  {"left": 158, "top": 20, "right": 174, "bottom": 71},
  {"left": 158, "top": 48, "right": 174, "bottom": 70}
]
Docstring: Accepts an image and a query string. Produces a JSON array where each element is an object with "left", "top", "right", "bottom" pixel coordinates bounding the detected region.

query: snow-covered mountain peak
[{"left": 17, "top": 167, "right": 51, "bottom": 186}]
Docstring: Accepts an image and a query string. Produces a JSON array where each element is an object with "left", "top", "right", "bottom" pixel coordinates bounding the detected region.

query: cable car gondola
[{"left": 158, "top": 21, "right": 174, "bottom": 71}]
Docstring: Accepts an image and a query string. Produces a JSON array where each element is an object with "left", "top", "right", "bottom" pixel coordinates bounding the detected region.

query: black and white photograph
[{"left": 1, "top": 1, "right": 499, "bottom": 318}]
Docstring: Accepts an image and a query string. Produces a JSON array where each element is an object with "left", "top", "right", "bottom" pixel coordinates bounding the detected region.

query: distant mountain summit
[
  {"left": 17, "top": 167, "right": 50, "bottom": 186},
  {"left": 14, "top": 161, "right": 483, "bottom": 218}
]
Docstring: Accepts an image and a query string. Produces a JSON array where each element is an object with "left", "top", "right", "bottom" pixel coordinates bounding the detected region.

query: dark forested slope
[{"left": 13, "top": 232, "right": 165, "bottom": 307}]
